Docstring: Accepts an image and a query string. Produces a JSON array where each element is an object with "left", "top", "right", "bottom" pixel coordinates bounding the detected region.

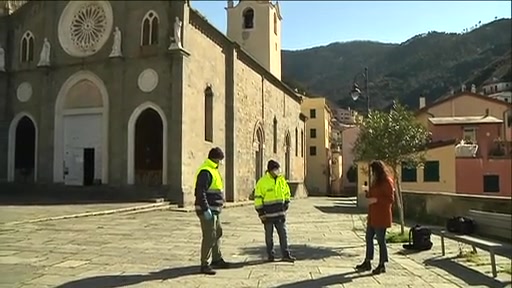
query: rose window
[{"left": 69, "top": 3, "right": 108, "bottom": 51}]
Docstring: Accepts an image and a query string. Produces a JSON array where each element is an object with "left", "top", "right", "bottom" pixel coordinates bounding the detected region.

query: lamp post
[
  {"left": 350, "top": 67, "right": 370, "bottom": 114},
  {"left": 350, "top": 67, "right": 370, "bottom": 208}
]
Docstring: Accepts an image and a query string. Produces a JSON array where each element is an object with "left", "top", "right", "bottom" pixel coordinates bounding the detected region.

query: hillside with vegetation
[{"left": 282, "top": 18, "right": 512, "bottom": 111}]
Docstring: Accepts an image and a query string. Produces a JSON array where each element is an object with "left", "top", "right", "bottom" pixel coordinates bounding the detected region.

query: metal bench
[{"left": 440, "top": 210, "right": 512, "bottom": 278}]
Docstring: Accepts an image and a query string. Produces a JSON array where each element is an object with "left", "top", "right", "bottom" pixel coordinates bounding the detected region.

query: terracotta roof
[
  {"left": 428, "top": 116, "right": 503, "bottom": 125},
  {"left": 415, "top": 92, "right": 512, "bottom": 115},
  {"left": 426, "top": 139, "right": 457, "bottom": 150}
]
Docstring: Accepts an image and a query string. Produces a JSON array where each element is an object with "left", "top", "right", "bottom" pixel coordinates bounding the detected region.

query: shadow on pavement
[
  {"left": 314, "top": 201, "right": 366, "bottom": 215},
  {"left": 271, "top": 271, "right": 371, "bottom": 288},
  {"left": 239, "top": 244, "right": 356, "bottom": 260},
  {"left": 54, "top": 260, "right": 265, "bottom": 288},
  {"left": 424, "top": 257, "right": 512, "bottom": 288}
]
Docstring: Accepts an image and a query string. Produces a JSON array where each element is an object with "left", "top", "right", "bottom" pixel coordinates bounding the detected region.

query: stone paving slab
[{"left": 0, "top": 198, "right": 510, "bottom": 287}]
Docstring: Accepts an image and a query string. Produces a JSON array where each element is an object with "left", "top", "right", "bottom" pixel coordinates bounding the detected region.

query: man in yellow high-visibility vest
[
  {"left": 254, "top": 160, "right": 295, "bottom": 262},
  {"left": 194, "top": 147, "right": 231, "bottom": 275}
]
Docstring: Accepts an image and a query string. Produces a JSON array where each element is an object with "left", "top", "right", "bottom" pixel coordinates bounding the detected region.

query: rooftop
[{"left": 428, "top": 115, "right": 503, "bottom": 125}]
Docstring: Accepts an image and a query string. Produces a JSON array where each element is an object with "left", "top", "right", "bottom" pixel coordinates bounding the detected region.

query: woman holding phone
[{"left": 355, "top": 160, "right": 395, "bottom": 275}]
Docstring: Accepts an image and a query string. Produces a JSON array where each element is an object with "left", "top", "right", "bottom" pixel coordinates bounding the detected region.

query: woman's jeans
[{"left": 364, "top": 225, "right": 388, "bottom": 264}]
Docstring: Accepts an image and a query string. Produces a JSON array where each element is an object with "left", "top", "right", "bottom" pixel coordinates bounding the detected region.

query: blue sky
[{"left": 190, "top": 1, "right": 512, "bottom": 50}]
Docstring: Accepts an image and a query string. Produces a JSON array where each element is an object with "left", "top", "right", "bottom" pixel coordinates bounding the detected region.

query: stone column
[
  {"left": 167, "top": 0, "right": 191, "bottom": 207},
  {"left": 224, "top": 45, "right": 237, "bottom": 202}
]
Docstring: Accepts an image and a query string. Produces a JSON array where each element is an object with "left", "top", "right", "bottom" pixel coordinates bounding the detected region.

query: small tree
[{"left": 352, "top": 101, "right": 430, "bottom": 234}]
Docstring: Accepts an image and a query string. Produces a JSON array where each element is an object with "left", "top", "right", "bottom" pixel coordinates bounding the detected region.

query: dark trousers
[
  {"left": 364, "top": 225, "right": 388, "bottom": 264},
  {"left": 264, "top": 218, "right": 290, "bottom": 257},
  {"left": 199, "top": 213, "right": 223, "bottom": 266}
]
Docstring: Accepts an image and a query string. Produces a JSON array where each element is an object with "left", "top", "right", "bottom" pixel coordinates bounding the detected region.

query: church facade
[{"left": 0, "top": 1, "right": 306, "bottom": 206}]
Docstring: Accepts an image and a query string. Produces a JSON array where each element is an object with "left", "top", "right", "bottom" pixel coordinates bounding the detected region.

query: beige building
[
  {"left": 356, "top": 140, "right": 457, "bottom": 208},
  {"left": 0, "top": 0, "right": 306, "bottom": 206},
  {"left": 301, "top": 97, "right": 333, "bottom": 195}
]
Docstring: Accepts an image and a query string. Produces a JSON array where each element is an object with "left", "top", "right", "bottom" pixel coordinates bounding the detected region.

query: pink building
[{"left": 428, "top": 115, "right": 511, "bottom": 196}]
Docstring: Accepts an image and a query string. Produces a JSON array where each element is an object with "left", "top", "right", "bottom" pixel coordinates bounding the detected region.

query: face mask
[
  {"left": 218, "top": 160, "right": 223, "bottom": 166},
  {"left": 272, "top": 169, "right": 281, "bottom": 175}
]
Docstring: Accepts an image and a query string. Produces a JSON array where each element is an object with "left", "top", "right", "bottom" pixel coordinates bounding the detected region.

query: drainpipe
[{"left": 503, "top": 109, "right": 512, "bottom": 142}]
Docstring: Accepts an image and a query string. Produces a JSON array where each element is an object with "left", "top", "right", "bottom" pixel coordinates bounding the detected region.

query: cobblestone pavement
[{"left": 0, "top": 198, "right": 511, "bottom": 288}]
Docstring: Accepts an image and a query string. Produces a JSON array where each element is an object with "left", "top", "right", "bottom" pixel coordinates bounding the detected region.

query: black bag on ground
[
  {"left": 402, "top": 225, "right": 433, "bottom": 251},
  {"left": 446, "top": 216, "right": 475, "bottom": 235}
]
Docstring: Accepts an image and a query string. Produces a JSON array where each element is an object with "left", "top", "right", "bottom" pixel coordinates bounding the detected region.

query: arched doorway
[
  {"left": 254, "top": 126, "right": 264, "bottom": 182},
  {"left": 7, "top": 113, "right": 37, "bottom": 182},
  {"left": 127, "top": 102, "right": 168, "bottom": 185},
  {"left": 134, "top": 108, "right": 163, "bottom": 185},
  {"left": 285, "top": 132, "right": 291, "bottom": 179},
  {"left": 54, "top": 71, "right": 109, "bottom": 185}
]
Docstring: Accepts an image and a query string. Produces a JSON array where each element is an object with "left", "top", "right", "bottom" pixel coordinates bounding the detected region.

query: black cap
[
  {"left": 208, "top": 147, "right": 224, "bottom": 160},
  {"left": 267, "top": 160, "right": 280, "bottom": 171}
]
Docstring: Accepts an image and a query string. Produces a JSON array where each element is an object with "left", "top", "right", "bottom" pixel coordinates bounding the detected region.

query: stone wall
[
  {"left": 234, "top": 54, "right": 304, "bottom": 202},
  {"left": 180, "top": 11, "right": 227, "bottom": 206},
  {"left": 400, "top": 190, "right": 512, "bottom": 225},
  {"left": 0, "top": 13, "right": 8, "bottom": 180}
]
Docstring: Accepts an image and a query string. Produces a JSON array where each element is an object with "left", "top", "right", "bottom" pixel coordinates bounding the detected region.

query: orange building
[{"left": 417, "top": 92, "right": 512, "bottom": 196}]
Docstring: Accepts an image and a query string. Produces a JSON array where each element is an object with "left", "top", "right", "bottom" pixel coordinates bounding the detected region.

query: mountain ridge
[{"left": 281, "top": 18, "right": 512, "bottom": 110}]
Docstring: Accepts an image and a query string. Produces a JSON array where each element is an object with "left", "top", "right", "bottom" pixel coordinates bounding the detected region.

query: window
[
  {"left": 273, "top": 13, "right": 277, "bottom": 35},
  {"left": 20, "top": 31, "right": 34, "bottom": 63},
  {"left": 309, "top": 146, "right": 317, "bottom": 156},
  {"left": 423, "top": 161, "right": 440, "bottom": 182},
  {"left": 310, "top": 128, "right": 317, "bottom": 138},
  {"left": 483, "top": 175, "right": 500, "bottom": 193},
  {"left": 141, "top": 10, "right": 159, "bottom": 46},
  {"left": 294, "top": 128, "right": 298, "bottom": 156},
  {"left": 309, "top": 109, "right": 316, "bottom": 119},
  {"left": 242, "top": 8, "right": 254, "bottom": 29},
  {"left": 273, "top": 117, "right": 277, "bottom": 153},
  {"left": 401, "top": 163, "right": 417, "bottom": 182},
  {"left": 300, "top": 129, "right": 304, "bottom": 157},
  {"left": 508, "top": 113, "right": 512, "bottom": 127},
  {"left": 462, "top": 127, "right": 476, "bottom": 143},
  {"left": 204, "top": 86, "right": 214, "bottom": 142}
]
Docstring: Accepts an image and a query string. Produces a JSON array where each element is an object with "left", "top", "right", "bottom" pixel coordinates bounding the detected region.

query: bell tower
[{"left": 227, "top": 0, "right": 282, "bottom": 80}]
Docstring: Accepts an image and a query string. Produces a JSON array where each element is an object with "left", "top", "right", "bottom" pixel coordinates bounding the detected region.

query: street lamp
[
  {"left": 349, "top": 67, "right": 370, "bottom": 208},
  {"left": 349, "top": 67, "right": 370, "bottom": 114}
]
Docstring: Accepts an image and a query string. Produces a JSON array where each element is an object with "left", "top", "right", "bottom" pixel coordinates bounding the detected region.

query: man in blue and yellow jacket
[
  {"left": 194, "top": 147, "right": 231, "bottom": 275},
  {"left": 254, "top": 160, "right": 295, "bottom": 262}
]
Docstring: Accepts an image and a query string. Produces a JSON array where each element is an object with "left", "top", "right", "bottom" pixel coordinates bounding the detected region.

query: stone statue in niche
[
  {"left": 0, "top": 44, "right": 5, "bottom": 72},
  {"left": 37, "top": 37, "right": 51, "bottom": 67},
  {"left": 109, "top": 26, "right": 122, "bottom": 58},
  {"left": 169, "top": 17, "right": 183, "bottom": 50},
  {"left": 470, "top": 84, "right": 476, "bottom": 93},
  {"left": 461, "top": 83, "right": 466, "bottom": 92}
]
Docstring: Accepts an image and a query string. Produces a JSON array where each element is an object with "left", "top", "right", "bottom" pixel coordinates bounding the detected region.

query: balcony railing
[
  {"left": 488, "top": 140, "right": 512, "bottom": 158},
  {"left": 455, "top": 141, "right": 479, "bottom": 158}
]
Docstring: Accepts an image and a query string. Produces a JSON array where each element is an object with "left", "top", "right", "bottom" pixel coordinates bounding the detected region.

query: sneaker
[
  {"left": 200, "top": 265, "right": 216, "bottom": 275},
  {"left": 355, "top": 261, "right": 372, "bottom": 272},
  {"left": 211, "top": 259, "right": 231, "bottom": 269},
  {"left": 267, "top": 255, "right": 275, "bottom": 262},
  {"left": 282, "top": 255, "right": 296, "bottom": 262},
  {"left": 372, "top": 264, "right": 386, "bottom": 275}
]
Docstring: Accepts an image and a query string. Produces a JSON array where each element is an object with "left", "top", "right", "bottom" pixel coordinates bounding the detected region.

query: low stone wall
[
  {"left": 400, "top": 190, "right": 512, "bottom": 225},
  {"left": 289, "top": 181, "right": 308, "bottom": 199}
]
